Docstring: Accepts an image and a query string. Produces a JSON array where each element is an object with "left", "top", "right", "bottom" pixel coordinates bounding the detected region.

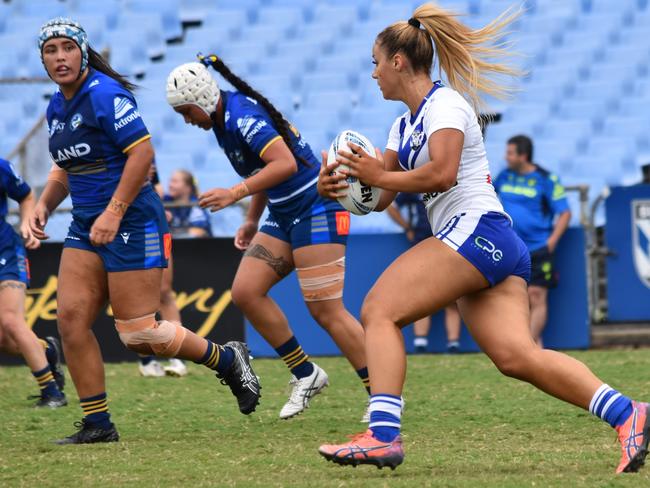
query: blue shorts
[
  {"left": 260, "top": 185, "right": 350, "bottom": 249},
  {"left": 64, "top": 187, "right": 171, "bottom": 272},
  {"left": 435, "top": 210, "right": 531, "bottom": 286},
  {"left": 0, "top": 229, "right": 29, "bottom": 286}
]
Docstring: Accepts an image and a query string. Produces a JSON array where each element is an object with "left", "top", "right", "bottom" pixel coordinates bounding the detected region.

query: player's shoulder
[
  {"left": 86, "top": 70, "right": 133, "bottom": 105},
  {"left": 0, "top": 158, "right": 10, "bottom": 173},
  {"left": 228, "top": 91, "right": 263, "bottom": 113},
  {"left": 430, "top": 86, "right": 469, "bottom": 108},
  {"left": 534, "top": 164, "right": 560, "bottom": 182}
]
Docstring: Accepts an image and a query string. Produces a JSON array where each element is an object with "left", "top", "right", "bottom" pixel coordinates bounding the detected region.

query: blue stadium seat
[
  {"left": 301, "top": 72, "right": 355, "bottom": 92},
  {"left": 554, "top": 98, "right": 611, "bottom": 121},
  {"left": 179, "top": 0, "right": 223, "bottom": 22},
  {"left": 309, "top": 4, "right": 360, "bottom": 30},
  {"left": 254, "top": 6, "right": 304, "bottom": 27},
  {"left": 71, "top": 0, "right": 120, "bottom": 29},
  {"left": 541, "top": 119, "right": 593, "bottom": 140},
  {"left": 125, "top": 0, "right": 183, "bottom": 40}
]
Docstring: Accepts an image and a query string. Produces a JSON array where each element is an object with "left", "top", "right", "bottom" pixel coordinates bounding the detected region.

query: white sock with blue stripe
[
  {"left": 589, "top": 384, "right": 633, "bottom": 428},
  {"left": 369, "top": 394, "right": 403, "bottom": 442}
]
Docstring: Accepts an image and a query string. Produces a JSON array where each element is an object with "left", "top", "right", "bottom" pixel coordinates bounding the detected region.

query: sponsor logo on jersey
[
  {"left": 423, "top": 181, "right": 459, "bottom": 204},
  {"left": 474, "top": 236, "right": 503, "bottom": 262},
  {"left": 120, "top": 232, "right": 131, "bottom": 244},
  {"left": 335, "top": 211, "right": 350, "bottom": 235},
  {"left": 65, "top": 235, "right": 81, "bottom": 241},
  {"left": 245, "top": 120, "right": 268, "bottom": 144},
  {"left": 0, "top": 258, "right": 6, "bottom": 266},
  {"left": 410, "top": 130, "right": 425, "bottom": 150},
  {"left": 237, "top": 116, "right": 257, "bottom": 137},
  {"left": 50, "top": 143, "right": 91, "bottom": 163},
  {"left": 89, "top": 79, "right": 100, "bottom": 88},
  {"left": 632, "top": 200, "right": 650, "bottom": 288},
  {"left": 70, "top": 113, "right": 83, "bottom": 131},
  {"left": 49, "top": 119, "right": 65, "bottom": 136},
  {"left": 114, "top": 110, "right": 141, "bottom": 131},
  {"left": 114, "top": 96, "right": 134, "bottom": 119},
  {"left": 225, "top": 110, "right": 230, "bottom": 123}
]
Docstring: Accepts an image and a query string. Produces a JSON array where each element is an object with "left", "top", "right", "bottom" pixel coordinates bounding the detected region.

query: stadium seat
[{"left": 125, "top": 0, "right": 183, "bottom": 41}]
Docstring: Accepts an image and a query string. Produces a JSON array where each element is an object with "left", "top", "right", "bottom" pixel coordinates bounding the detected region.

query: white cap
[{"left": 166, "top": 62, "right": 220, "bottom": 116}]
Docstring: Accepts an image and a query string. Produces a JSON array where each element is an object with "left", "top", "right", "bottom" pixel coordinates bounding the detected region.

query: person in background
[
  {"left": 164, "top": 169, "right": 212, "bottom": 238},
  {"left": 640, "top": 162, "right": 650, "bottom": 184},
  {"left": 494, "top": 135, "right": 571, "bottom": 346},
  {"left": 386, "top": 192, "right": 461, "bottom": 353},
  {"left": 137, "top": 165, "right": 197, "bottom": 377}
]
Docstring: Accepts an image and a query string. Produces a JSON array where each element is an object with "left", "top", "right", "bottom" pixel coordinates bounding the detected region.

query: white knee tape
[
  {"left": 296, "top": 256, "right": 345, "bottom": 302},
  {"left": 115, "top": 314, "right": 186, "bottom": 358}
]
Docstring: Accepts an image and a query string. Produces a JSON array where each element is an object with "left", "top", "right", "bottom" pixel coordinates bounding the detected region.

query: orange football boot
[
  {"left": 318, "top": 430, "right": 404, "bottom": 470},
  {"left": 615, "top": 401, "right": 650, "bottom": 473}
]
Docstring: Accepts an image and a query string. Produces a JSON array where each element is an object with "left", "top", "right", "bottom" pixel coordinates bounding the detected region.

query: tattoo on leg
[
  {"left": 0, "top": 281, "right": 26, "bottom": 291},
  {"left": 244, "top": 244, "right": 293, "bottom": 278}
]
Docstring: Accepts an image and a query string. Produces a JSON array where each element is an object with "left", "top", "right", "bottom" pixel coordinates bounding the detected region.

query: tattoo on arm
[
  {"left": 0, "top": 281, "right": 26, "bottom": 292},
  {"left": 244, "top": 244, "right": 293, "bottom": 278}
]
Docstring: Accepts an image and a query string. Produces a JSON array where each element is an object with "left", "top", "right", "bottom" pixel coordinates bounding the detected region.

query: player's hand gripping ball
[{"left": 326, "top": 130, "right": 382, "bottom": 215}]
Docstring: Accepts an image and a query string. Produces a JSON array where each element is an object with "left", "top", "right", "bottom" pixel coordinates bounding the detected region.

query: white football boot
[
  {"left": 279, "top": 363, "right": 329, "bottom": 419},
  {"left": 139, "top": 359, "right": 165, "bottom": 377},
  {"left": 164, "top": 358, "right": 188, "bottom": 377}
]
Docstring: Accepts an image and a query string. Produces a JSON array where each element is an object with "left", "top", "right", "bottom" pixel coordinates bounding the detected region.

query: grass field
[{"left": 1, "top": 350, "right": 650, "bottom": 487}]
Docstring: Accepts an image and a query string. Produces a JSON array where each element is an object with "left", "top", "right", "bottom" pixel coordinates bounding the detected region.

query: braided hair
[{"left": 203, "top": 56, "right": 309, "bottom": 166}]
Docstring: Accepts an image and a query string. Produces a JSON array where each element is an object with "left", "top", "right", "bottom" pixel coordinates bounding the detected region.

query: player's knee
[
  {"left": 0, "top": 310, "right": 23, "bottom": 332},
  {"left": 115, "top": 314, "right": 187, "bottom": 358},
  {"left": 231, "top": 282, "right": 260, "bottom": 310},
  {"left": 308, "top": 303, "right": 342, "bottom": 330},
  {"left": 160, "top": 287, "right": 175, "bottom": 306},
  {"left": 491, "top": 348, "right": 534, "bottom": 380},
  {"left": 296, "top": 257, "right": 345, "bottom": 303}
]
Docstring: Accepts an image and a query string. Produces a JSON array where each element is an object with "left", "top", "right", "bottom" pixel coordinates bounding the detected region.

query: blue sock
[
  {"left": 275, "top": 336, "right": 314, "bottom": 379},
  {"left": 197, "top": 341, "right": 234, "bottom": 375},
  {"left": 369, "top": 394, "right": 403, "bottom": 442},
  {"left": 80, "top": 393, "right": 112, "bottom": 429},
  {"left": 32, "top": 366, "right": 62, "bottom": 398},
  {"left": 139, "top": 355, "right": 154, "bottom": 366},
  {"left": 589, "top": 384, "right": 634, "bottom": 428},
  {"left": 356, "top": 367, "right": 371, "bottom": 395}
]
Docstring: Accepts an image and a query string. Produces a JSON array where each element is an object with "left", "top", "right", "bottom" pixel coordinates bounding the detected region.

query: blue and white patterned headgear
[{"left": 38, "top": 17, "right": 89, "bottom": 78}]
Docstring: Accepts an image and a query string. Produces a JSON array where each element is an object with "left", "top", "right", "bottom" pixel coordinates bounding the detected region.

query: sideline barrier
[
  {"left": 246, "top": 229, "right": 590, "bottom": 356},
  {"left": 0, "top": 232, "right": 589, "bottom": 364},
  {"left": 605, "top": 185, "right": 650, "bottom": 322},
  {"left": 0, "top": 239, "right": 244, "bottom": 365}
]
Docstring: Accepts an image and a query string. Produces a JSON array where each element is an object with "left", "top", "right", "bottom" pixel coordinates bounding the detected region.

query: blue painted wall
[{"left": 246, "top": 228, "right": 590, "bottom": 357}]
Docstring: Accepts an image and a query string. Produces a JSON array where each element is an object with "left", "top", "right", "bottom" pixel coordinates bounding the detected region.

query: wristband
[
  {"left": 229, "top": 182, "right": 250, "bottom": 202},
  {"left": 106, "top": 198, "right": 129, "bottom": 217}
]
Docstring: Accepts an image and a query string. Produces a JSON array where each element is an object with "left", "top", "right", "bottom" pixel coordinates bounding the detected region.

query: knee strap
[
  {"left": 115, "top": 313, "right": 187, "bottom": 358},
  {"left": 296, "top": 256, "right": 345, "bottom": 302}
]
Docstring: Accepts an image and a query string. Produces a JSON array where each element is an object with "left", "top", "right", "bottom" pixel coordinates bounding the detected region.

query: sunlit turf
[{"left": 1, "top": 350, "right": 649, "bottom": 487}]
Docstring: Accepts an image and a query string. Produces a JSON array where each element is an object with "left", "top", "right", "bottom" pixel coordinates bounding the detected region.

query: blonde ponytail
[{"left": 376, "top": 2, "right": 522, "bottom": 112}]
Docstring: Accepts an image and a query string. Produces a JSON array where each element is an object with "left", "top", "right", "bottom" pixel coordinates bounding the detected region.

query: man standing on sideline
[
  {"left": 494, "top": 135, "right": 571, "bottom": 346},
  {"left": 386, "top": 193, "right": 461, "bottom": 354}
]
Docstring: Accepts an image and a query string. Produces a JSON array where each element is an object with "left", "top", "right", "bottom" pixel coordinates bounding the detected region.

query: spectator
[
  {"left": 386, "top": 192, "right": 461, "bottom": 354},
  {"left": 164, "top": 170, "right": 212, "bottom": 238},
  {"left": 494, "top": 135, "right": 571, "bottom": 346}
]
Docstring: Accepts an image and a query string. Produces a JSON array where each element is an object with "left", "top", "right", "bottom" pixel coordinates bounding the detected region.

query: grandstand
[{"left": 1, "top": 0, "right": 649, "bottom": 237}]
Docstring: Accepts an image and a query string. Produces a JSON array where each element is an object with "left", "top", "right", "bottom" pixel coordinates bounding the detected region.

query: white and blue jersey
[
  {"left": 386, "top": 83, "right": 530, "bottom": 285},
  {"left": 212, "top": 90, "right": 349, "bottom": 249},
  {"left": 0, "top": 159, "right": 31, "bottom": 284},
  {"left": 46, "top": 69, "right": 170, "bottom": 272}
]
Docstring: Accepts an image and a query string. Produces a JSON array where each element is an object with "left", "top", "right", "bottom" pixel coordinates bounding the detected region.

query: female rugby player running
[
  {"left": 31, "top": 18, "right": 260, "bottom": 444},
  {"left": 317, "top": 3, "right": 649, "bottom": 473},
  {"left": 0, "top": 158, "right": 65, "bottom": 407},
  {"left": 166, "top": 55, "right": 370, "bottom": 419}
]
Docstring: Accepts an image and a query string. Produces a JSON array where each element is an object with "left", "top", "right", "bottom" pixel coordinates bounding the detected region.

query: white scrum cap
[{"left": 166, "top": 62, "right": 220, "bottom": 116}]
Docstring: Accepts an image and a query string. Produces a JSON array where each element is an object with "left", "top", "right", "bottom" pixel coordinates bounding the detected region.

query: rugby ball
[{"left": 327, "top": 130, "right": 382, "bottom": 216}]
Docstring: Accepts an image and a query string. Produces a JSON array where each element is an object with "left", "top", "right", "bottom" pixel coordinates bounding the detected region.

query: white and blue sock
[
  {"left": 589, "top": 384, "right": 633, "bottom": 428},
  {"left": 369, "top": 394, "right": 403, "bottom": 443}
]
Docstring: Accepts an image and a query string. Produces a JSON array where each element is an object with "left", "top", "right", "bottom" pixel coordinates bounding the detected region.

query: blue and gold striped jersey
[
  {"left": 0, "top": 158, "right": 31, "bottom": 242},
  {"left": 494, "top": 165, "right": 570, "bottom": 251},
  {"left": 46, "top": 69, "right": 151, "bottom": 208},
  {"left": 212, "top": 91, "right": 319, "bottom": 207}
]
